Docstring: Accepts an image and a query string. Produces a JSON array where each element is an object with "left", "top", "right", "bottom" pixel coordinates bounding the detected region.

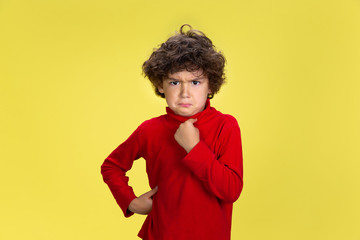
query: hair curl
[{"left": 142, "top": 24, "right": 226, "bottom": 99}]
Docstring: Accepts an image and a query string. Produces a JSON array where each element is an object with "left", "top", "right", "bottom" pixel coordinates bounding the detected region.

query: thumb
[
  {"left": 187, "top": 118, "right": 197, "bottom": 124},
  {"left": 145, "top": 186, "right": 158, "bottom": 197}
]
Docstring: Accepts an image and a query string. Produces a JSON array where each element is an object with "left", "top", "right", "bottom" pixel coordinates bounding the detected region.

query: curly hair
[{"left": 142, "top": 24, "right": 226, "bottom": 99}]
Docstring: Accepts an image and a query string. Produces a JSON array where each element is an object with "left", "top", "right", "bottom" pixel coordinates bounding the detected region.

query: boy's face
[{"left": 158, "top": 69, "right": 211, "bottom": 117}]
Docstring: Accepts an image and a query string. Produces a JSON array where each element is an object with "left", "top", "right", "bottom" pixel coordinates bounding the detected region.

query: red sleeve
[
  {"left": 100, "top": 126, "right": 143, "bottom": 217},
  {"left": 182, "top": 115, "right": 243, "bottom": 203}
]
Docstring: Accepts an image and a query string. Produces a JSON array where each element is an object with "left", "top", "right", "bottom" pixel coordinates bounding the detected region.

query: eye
[
  {"left": 169, "top": 81, "right": 180, "bottom": 86},
  {"left": 192, "top": 81, "right": 200, "bottom": 85}
]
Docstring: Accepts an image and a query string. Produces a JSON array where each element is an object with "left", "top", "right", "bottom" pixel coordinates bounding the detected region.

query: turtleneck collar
[{"left": 165, "top": 99, "right": 213, "bottom": 124}]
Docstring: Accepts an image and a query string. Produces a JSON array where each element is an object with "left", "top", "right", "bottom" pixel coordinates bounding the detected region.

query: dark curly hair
[{"left": 142, "top": 24, "right": 226, "bottom": 99}]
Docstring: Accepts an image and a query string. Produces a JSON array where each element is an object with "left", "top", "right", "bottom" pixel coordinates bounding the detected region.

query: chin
[
  {"left": 176, "top": 112, "right": 191, "bottom": 117},
  {"left": 175, "top": 110, "right": 192, "bottom": 117}
]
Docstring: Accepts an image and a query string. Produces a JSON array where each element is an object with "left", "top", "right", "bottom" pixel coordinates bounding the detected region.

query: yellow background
[{"left": 1, "top": 0, "right": 359, "bottom": 239}]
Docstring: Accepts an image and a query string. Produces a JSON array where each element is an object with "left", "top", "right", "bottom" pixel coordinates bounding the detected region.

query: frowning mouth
[{"left": 178, "top": 103, "right": 192, "bottom": 107}]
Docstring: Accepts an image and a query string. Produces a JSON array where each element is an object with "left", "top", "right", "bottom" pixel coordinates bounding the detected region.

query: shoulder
[
  {"left": 220, "top": 114, "right": 241, "bottom": 136},
  {"left": 126, "top": 115, "right": 166, "bottom": 146},
  {"left": 222, "top": 114, "right": 239, "bottom": 125},
  {"left": 209, "top": 111, "right": 242, "bottom": 152},
  {"left": 211, "top": 108, "right": 240, "bottom": 129},
  {"left": 136, "top": 114, "right": 167, "bottom": 132}
]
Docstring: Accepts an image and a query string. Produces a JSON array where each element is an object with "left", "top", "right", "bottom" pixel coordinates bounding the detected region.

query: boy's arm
[
  {"left": 101, "top": 127, "right": 142, "bottom": 217},
  {"left": 176, "top": 116, "right": 243, "bottom": 203}
]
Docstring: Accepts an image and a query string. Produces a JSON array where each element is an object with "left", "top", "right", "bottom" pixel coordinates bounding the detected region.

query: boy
[{"left": 101, "top": 24, "right": 243, "bottom": 240}]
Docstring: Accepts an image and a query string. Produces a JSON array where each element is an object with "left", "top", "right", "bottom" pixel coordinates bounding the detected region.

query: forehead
[{"left": 166, "top": 69, "right": 207, "bottom": 81}]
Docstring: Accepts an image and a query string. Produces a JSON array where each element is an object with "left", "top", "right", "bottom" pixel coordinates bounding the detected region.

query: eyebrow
[{"left": 167, "top": 77, "right": 204, "bottom": 82}]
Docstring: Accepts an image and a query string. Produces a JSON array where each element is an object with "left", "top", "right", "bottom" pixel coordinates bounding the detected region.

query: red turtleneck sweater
[{"left": 101, "top": 100, "right": 243, "bottom": 240}]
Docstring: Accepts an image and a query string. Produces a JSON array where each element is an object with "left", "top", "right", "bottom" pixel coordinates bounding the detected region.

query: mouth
[{"left": 178, "top": 103, "right": 192, "bottom": 107}]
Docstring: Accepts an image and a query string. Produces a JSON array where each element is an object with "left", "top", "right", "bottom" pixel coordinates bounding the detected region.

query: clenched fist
[{"left": 174, "top": 118, "right": 200, "bottom": 153}]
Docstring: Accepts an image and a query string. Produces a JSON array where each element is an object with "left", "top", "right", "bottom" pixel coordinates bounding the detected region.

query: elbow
[
  {"left": 100, "top": 159, "right": 114, "bottom": 182},
  {"left": 233, "top": 179, "right": 244, "bottom": 202},
  {"left": 221, "top": 176, "right": 244, "bottom": 203},
  {"left": 100, "top": 160, "right": 107, "bottom": 175},
  {"left": 100, "top": 164, "right": 107, "bottom": 183}
]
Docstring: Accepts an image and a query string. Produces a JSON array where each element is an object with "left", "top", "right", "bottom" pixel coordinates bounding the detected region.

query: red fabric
[{"left": 101, "top": 99, "right": 243, "bottom": 240}]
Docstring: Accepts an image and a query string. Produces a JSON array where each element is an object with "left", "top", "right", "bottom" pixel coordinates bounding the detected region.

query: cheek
[
  {"left": 164, "top": 90, "right": 177, "bottom": 104},
  {"left": 202, "top": 86, "right": 211, "bottom": 97}
]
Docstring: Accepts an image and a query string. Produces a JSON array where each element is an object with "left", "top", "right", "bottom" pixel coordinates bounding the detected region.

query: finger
[
  {"left": 186, "top": 118, "right": 197, "bottom": 124},
  {"left": 144, "top": 186, "right": 158, "bottom": 197}
]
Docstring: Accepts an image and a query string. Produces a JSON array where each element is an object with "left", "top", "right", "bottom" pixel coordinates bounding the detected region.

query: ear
[{"left": 158, "top": 85, "right": 164, "bottom": 94}]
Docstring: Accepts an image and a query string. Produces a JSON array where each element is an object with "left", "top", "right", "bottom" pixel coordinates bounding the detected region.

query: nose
[{"left": 180, "top": 83, "right": 190, "bottom": 98}]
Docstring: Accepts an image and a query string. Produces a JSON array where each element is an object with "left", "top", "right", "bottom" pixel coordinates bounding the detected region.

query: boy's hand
[
  {"left": 128, "top": 186, "right": 158, "bottom": 215},
  {"left": 174, "top": 118, "right": 200, "bottom": 153}
]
